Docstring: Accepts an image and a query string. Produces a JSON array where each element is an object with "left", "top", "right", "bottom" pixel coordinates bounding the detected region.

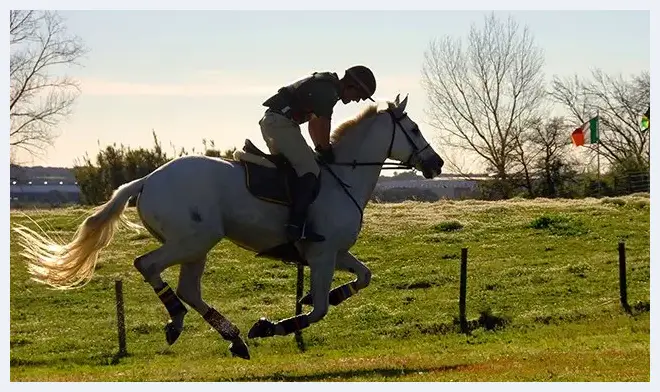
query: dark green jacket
[{"left": 262, "top": 72, "right": 341, "bottom": 124}]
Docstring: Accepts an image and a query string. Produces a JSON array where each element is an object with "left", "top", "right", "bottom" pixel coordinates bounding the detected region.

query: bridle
[
  {"left": 331, "top": 108, "right": 432, "bottom": 170},
  {"left": 317, "top": 108, "right": 433, "bottom": 226}
]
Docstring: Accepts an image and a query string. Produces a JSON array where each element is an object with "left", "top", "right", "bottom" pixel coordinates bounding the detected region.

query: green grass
[{"left": 9, "top": 195, "right": 650, "bottom": 381}]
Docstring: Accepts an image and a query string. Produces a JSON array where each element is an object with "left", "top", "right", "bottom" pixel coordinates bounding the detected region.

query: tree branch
[{"left": 9, "top": 10, "right": 88, "bottom": 159}]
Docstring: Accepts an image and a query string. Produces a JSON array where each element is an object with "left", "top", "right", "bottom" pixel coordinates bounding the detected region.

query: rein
[
  {"left": 330, "top": 110, "right": 422, "bottom": 170},
  {"left": 317, "top": 108, "right": 430, "bottom": 226}
]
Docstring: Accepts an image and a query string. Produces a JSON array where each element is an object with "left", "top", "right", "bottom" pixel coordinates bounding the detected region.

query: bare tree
[
  {"left": 510, "top": 124, "right": 539, "bottom": 197},
  {"left": 529, "top": 117, "right": 579, "bottom": 196},
  {"left": 10, "top": 11, "right": 87, "bottom": 161},
  {"left": 421, "top": 13, "right": 546, "bottom": 196},
  {"left": 551, "top": 69, "right": 650, "bottom": 171}
]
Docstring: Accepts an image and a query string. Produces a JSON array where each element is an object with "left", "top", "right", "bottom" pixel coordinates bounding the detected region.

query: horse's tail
[{"left": 13, "top": 176, "right": 148, "bottom": 290}]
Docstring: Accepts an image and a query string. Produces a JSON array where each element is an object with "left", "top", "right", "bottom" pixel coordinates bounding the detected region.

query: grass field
[{"left": 9, "top": 195, "right": 650, "bottom": 381}]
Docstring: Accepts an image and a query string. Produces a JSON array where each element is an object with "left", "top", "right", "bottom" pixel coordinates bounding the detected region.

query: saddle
[
  {"left": 233, "top": 139, "right": 312, "bottom": 266},
  {"left": 234, "top": 139, "right": 296, "bottom": 206}
]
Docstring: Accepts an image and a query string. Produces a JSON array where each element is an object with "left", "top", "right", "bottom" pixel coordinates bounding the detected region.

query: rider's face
[{"left": 341, "top": 86, "right": 364, "bottom": 104}]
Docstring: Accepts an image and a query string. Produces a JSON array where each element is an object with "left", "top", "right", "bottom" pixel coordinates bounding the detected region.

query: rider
[{"left": 259, "top": 65, "right": 377, "bottom": 243}]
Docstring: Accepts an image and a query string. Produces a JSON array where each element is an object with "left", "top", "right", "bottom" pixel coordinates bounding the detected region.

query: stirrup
[
  {"left": 302, "top": 226, "right": 325, "bottom": 242},
  {"left": 286, "top": 223, "right": 325, "bottom": 243}
]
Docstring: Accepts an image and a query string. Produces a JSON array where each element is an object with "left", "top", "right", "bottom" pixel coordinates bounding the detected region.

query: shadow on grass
[
  {"left": 10, "top": 350, "right": 128, "bottom": 368},
  {"left": 408, "top": 309, "right": 511, "bottom": 338},
  {"left": 225, "top": 363, "right": 469, "bottom": 382},
  {"left": 627, "top": 300, "right": 650, "bottom": 316}
]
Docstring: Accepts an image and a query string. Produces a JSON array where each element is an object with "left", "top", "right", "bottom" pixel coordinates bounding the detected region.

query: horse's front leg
[
  {"left": 248, "top": 248, "right": 336, "bottom": 339},
  {"left": 299, "top": 250, "right": 371, "bottom": 307}
]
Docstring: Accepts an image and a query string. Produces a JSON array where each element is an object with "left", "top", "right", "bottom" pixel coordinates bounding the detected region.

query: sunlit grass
[{"left": 10, "top": 195, "right": 650, "bottom": 381}]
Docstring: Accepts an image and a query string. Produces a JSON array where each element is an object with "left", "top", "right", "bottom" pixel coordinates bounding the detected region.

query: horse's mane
[{"left": 330, "top": 101, "right": 395, "bottom": 144}]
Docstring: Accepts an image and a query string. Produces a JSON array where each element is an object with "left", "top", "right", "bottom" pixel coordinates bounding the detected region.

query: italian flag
[{"left": 571, "top": 116, "right": 599, "bottom": 146}]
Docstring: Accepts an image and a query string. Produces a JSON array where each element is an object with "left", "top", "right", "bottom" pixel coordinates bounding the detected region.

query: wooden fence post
[
  {"left": 618, "top": 241, "right": 632, "bottom": 314},
  {"left": 115, "top": 279, "right": 128, "bottom": 357},
  {"left": 459, "top": 248, "right": 469, "bottom": 334},
  {"left": 294, "top": 264, "right": 306, "bottom": 350}
]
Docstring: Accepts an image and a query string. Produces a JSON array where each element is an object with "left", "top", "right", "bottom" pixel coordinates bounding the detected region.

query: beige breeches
[{"left": 259, "top": 111, "right": 320, "bottom": 177}]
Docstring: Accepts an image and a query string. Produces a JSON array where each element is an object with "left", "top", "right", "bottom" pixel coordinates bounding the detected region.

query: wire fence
[{"left": 612, "top": 171, "right": 650, "bottom": 195}]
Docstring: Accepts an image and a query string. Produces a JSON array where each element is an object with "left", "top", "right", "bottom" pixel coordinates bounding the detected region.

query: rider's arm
[
  {"left": 306, "top": 82, "right": 338, "bottom": 150},
  {"left": 308, "top": 115, "right": 331, "bottom": 150}
]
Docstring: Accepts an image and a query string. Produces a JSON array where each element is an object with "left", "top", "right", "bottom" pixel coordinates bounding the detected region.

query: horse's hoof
[
  {"left": 165, "top": 322, "right": 182, "bottom": 345},
  {"left": 248, "top": 317, "right": 277, "bottom": 339},
  {"left": 229, "top": 338, "right": 250, "bottom": 360},
  {"left": 299, "top": 292, "right": 313, "bottom": 305}
]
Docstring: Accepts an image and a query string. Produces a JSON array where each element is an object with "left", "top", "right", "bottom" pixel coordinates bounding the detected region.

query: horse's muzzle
[{"left": 420, "top": 154, "right": 444, "bottom": 179}]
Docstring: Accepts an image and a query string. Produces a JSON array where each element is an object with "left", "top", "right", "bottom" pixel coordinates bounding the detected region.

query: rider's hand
[{"left": 315, "top": 145, "right": 335, "bottom": 164}]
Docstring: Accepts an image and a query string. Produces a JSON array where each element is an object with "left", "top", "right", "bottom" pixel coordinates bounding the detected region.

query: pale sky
[{"left": 13, "top": 9, "right": 650, "bottom": 171}]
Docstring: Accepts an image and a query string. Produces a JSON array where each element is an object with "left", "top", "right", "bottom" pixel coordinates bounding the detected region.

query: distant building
[
  {"left": 375, "top": 176, "right": 482, "bottom": 200},
  {"left": 10, "top": 178, "right": 81, "bottom": 207}
]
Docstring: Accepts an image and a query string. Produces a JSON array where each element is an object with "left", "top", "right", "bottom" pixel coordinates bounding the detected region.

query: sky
[{"left": 11, "top": 9, "right": 651, "bottom": 172}]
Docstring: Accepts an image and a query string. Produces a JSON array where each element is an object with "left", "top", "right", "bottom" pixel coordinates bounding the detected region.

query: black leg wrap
[
  {"left": 300, "top": 282, "right": 359, "bottom": 306},
  {"left": 156, "top": 283, "right": 187, "bottom": 318},
  {"left": 277, "top": 314, "right": 310, "bottom": 335},
  {"left": 328, "top": 282, "right": 359, "bottom": 306},
  {"left": 203, "top": 307, "right": 240, "bottom": 341}
]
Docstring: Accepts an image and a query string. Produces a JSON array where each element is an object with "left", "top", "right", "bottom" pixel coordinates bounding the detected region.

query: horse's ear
[
  {"left": 399, "top": 94, "right": 409, "bottom": 112},
  {"left": 393, "top": 94, "right": 409, "bottom": 117},
  {"left": 394, "top": 94, "right": 401, "bottom": 106}
]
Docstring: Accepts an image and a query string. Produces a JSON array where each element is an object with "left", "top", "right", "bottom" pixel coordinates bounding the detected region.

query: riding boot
[{"left": 285, "top": 172, "right": 325, "bottom": 243}]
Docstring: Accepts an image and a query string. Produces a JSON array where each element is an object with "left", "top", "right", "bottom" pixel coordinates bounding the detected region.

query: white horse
[{"left": 13, "top": 94, "right": 444, "bottom": 360}]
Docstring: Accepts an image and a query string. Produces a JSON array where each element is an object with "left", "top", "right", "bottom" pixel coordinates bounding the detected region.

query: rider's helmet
[{"left": 345, "top": 65, "right": 376, "bottom": 102}]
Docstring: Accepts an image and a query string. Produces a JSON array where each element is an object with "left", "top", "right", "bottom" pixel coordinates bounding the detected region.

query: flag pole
[{"left": 596, "top": 110, "right": 601, "bottom": 197}]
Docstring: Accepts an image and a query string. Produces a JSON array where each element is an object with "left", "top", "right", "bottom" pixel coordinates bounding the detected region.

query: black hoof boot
[
  {"left": 229, "top": 338, "right": 251, "bottom": 360},
  {"left": 248, "top": 317, "right": 277, "bottom": 339},
  {"left": 164, "top": 322, "right": 183, "bottom": 345}
]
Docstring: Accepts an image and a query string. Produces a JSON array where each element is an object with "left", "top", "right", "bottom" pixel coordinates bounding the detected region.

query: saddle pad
[{"left": 242, "top": 160, "right": 293, "bottom": 206}]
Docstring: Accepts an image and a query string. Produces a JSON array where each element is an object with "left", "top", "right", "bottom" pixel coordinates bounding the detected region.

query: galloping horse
[{"left": 13, "top": 94, "right": 444, "bottom": 360}]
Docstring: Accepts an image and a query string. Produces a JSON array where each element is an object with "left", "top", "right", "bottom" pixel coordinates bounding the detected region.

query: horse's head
[{"left": 383, "top": 94, "right": 444, "bottom": 179}]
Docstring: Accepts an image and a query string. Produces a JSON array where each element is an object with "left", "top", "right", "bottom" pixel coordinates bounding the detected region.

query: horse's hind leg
[
  {"left": 176, "top": 256, "right": 250, "bottom": 360},
  {"left": 299, "top": 250, "right": 371, "bottom": 307},
  {"left": 133, "top": 242, "right": 206, "bottom": 346}
]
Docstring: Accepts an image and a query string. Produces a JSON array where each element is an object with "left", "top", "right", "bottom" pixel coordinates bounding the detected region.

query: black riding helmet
[{"left": 345, "top": 65, "right": 376, "bottom": 102}]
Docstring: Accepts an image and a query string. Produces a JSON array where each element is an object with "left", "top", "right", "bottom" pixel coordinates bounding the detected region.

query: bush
[
  {"left": 73, "top": 131, "right": 237, "bottom": 205},
  {"left": 529, "top": 214, "right": 587, "bottom": 236},
  {"left": 600, "top": 197, "right": 626, "bottom": 207},
  {"left": 432, "top": 221, "right": 464, "bottom": 232}
]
